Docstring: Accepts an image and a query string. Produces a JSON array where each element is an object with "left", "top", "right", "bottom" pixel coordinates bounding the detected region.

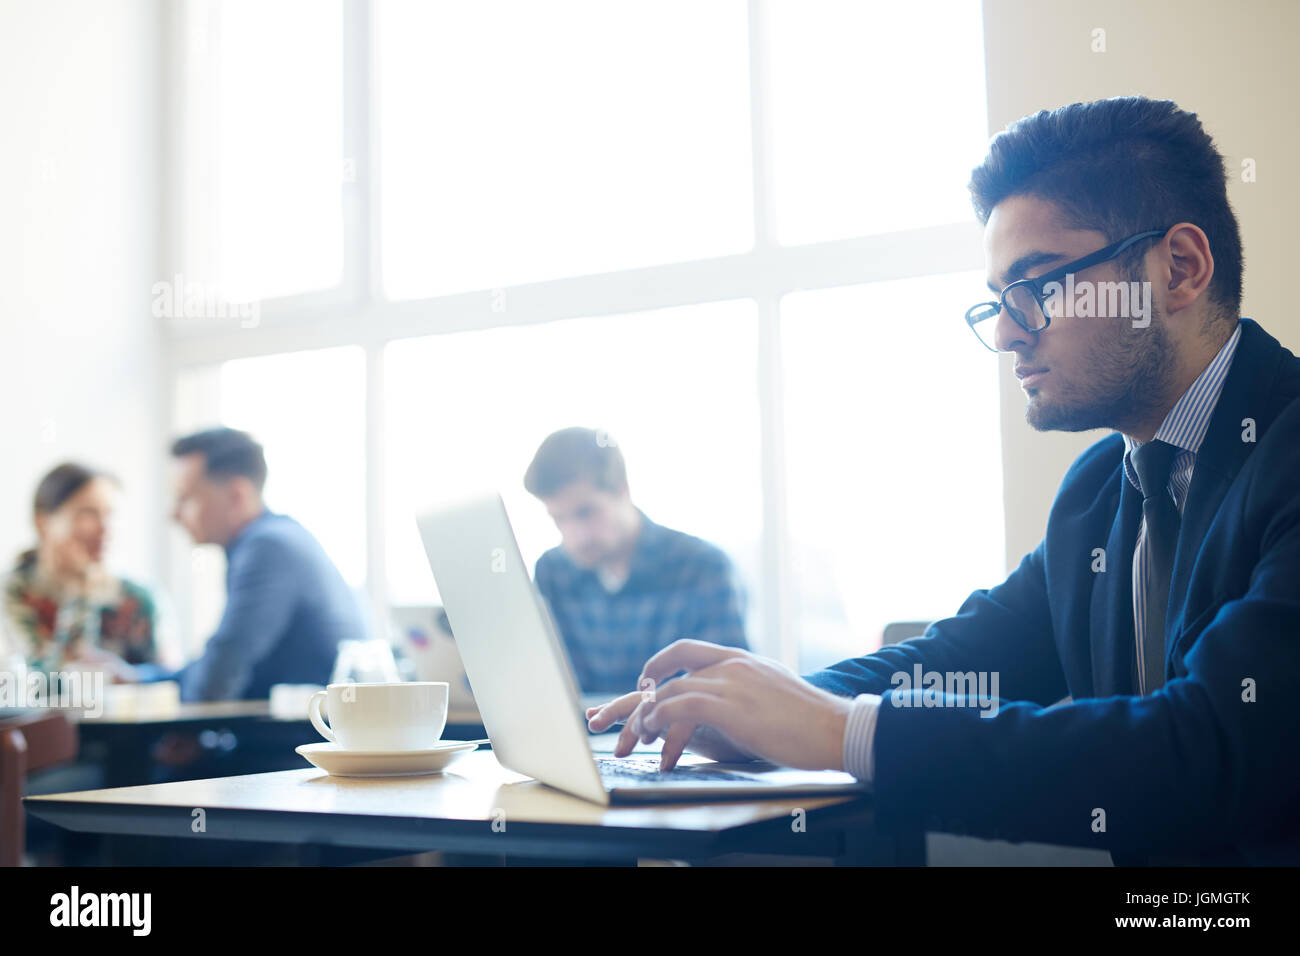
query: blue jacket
[
  {"left": 180, "top": 511, "right": 364, "bottom": 701},
  {"left": 804, "top": 318, "right": 1300, "bottom": 865}
]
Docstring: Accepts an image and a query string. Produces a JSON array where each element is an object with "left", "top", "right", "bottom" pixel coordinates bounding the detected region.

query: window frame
[{"left": 161, "top": 0, "right": 993, "bottom": 667}]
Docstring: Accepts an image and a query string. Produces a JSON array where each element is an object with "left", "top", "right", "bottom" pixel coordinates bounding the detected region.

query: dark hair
[
  {"left": 171, "top": 427, "right": 268, "bottom": 491},
  {"left": 18, "top": 462, "right": 116, "bottom": 569},
  {"left": 524, "top": 427, "right": 628, "bottom": 498},
  {"left": 968, "top": 96, "right": 1243, "bottom": 319}
]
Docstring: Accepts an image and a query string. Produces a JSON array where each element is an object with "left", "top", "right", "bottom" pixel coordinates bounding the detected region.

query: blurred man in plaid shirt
[{"left": 525, "top": 427, "right": 750, "bottom": 694}]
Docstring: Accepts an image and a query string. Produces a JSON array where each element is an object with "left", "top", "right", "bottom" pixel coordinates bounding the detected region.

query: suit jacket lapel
[{"left": 1168, "top": 319, "right": 1284, "bottom": 660}]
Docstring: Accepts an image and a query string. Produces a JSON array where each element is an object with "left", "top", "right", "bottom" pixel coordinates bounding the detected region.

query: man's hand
[
  {"left": 585, "top": 640, "right": 853, "bottom": 771},
  {"left": 588, "top": 694, "right": 756, "bottom": 765}
]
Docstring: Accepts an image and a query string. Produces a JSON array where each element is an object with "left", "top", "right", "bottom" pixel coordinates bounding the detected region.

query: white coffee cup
[{"left": 307, "top": 681, "right": 449, "bottom": 752}]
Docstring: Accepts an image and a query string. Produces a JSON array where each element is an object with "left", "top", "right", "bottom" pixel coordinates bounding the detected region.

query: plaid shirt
[{"left": 534, "top": 510, "right": 749, "bottom": 693}]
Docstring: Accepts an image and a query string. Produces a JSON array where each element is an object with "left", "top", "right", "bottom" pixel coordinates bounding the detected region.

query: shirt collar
[
  {"left": 609, "top": 509, "right": 663, "bottom": 591},
  {"left": 1123, "top": 321, "right": 1242, "bottom": 492}
]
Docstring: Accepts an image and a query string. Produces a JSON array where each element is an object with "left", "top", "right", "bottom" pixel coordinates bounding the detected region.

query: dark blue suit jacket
[{"left": 803, "top": 318, "right": 1300, "bottom": 865}]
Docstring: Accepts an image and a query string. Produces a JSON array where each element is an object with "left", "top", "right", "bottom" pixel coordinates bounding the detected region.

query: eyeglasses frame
[{"left": 964, "top": 228, "right": 1169, "bottom": 352}]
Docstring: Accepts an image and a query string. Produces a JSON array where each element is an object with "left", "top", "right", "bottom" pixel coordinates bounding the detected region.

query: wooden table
[{"left": 25, "top": 749, "right": 919, "bottom": 865}]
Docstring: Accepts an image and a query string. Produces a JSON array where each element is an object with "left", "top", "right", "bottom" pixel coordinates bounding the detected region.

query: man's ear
[
  {"left": 34, "top": 513, "right": 49, "bottom": 539},
  {"left": 231, "top": 476, "right": 260, "bottom": 510},
  {"left": 1163, "top": 222, "right": 1215, "bottom": 315}
]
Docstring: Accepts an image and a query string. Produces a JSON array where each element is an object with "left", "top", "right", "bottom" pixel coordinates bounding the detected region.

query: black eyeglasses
[{"left": 965, "top": 228, "right": 1167, "bottom": 352}]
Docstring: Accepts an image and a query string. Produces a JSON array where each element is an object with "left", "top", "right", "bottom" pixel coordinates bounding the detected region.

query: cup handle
[{"left": 308, "top": 690, "right": 336, "bottom": 743}]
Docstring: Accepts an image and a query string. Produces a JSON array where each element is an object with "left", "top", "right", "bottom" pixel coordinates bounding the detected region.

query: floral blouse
[{"left": 1, "top": 557, "right": 158, "bottom": 674}]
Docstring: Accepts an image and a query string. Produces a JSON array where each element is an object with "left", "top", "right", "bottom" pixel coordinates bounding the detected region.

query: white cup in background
[
  {"left": 270, "top": 683, "right": 325, "bottom": 720},
  {"left": 307, "top": 681, "right": 449, "bottom": 752}
]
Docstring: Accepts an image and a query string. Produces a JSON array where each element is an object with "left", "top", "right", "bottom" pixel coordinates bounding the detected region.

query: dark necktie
[{"left": 1131, "top": 439, "right": 1181, "bottom": 692}]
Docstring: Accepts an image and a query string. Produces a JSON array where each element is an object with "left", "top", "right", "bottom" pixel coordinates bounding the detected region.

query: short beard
[{"left": 1025, "top": 305, "right": 1178, "bottom": 434}]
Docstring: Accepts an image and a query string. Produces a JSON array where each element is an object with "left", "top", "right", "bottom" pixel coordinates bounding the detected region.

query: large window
[
  {"left": 383, "top": 300, "right": 762, "bottom": 620},
  {"left": 217, "top": 348, "right": 367, "bottom": 588},
  {"left": 165, "top": 0, "right": 998, "bottom": 669},
  {"left": 782, "top": 272, "right": 1005, "bottom": 671},
  {"left": 377, "top": 0, "right": 755, "bottom": 298},
  {"left": 207, "top": 0, "right": 345, "bottom": 302},
  {"left": 765, "top": 0, "right": 990, "bottom": 244},
  {"left": 170, "top": 348, "right": 367, "bottom": 654}
]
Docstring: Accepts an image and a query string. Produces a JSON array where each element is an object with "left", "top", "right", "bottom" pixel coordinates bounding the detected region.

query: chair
[
  {"left": 0, "top": 710, "right": 79, "bottom": 866},
  {"left": 880, "top": 620, "right": 933, "bottom": 646}
]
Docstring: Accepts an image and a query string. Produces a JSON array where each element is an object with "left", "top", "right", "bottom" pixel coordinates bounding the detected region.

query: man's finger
[
  {"left": 658, "top": 721, "right": 698, "bottom": 771},
  {"left": 614, "top": 699, "right": 652, "bottom": 756},
  {"left": 639, "top": 673, "right": 728, "bottom": 705},
  {"left": 637, "top": 639, "right": 746, "bottom": 687},
  {"left": 642, "top": 692, "right": 728, "bottom": 740},
  {"left": 587, "top": 690, "right": 644, "bottom": 732},
  {"left": 637, "top": 673, "right": 727, "bottom": 742}
]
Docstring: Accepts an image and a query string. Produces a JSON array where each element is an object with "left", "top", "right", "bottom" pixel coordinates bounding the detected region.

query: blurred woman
[{"left": 2, "top": 462, "right": 158, "bottom": 680}]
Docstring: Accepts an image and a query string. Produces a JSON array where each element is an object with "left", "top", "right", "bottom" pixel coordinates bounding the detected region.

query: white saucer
[{"left": 295, "top": 740, "right": 481, "bottom": 777}]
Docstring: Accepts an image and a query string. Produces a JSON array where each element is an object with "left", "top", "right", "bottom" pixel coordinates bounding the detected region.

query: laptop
[
  {"left": 389, "top": 604, "right": 629, "bottom": 721},
  {"left": 417, "top": 492, "right": 869, "bottom": 805}
]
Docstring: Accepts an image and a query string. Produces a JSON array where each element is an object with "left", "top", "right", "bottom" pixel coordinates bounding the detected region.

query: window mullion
[{"left": 749, "top": 0, "right": 795, "bottom": 667}]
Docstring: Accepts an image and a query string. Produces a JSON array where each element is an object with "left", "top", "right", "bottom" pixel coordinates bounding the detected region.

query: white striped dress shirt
[
  {"left": 840, "top": 321, "right": 1243, "bottom": 783},
  {"left": 1125, "top": 321, "right": 1241, "bottom": 693}
]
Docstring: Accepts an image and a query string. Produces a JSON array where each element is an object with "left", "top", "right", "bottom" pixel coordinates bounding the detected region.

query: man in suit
[
  {"left": 169, "top": 428, "right": 364, "bottom": 700},
  {"left": 587, "top": 96, "right": 1300, "bottom": 865}
]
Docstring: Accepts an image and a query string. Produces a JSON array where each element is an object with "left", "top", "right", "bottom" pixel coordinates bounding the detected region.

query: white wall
[
  {"left": 0, "top": 1, "right": 163, "bottom": 585},
  {"left": 982, "top": 0, "right": 1300, "bottom": 566}
]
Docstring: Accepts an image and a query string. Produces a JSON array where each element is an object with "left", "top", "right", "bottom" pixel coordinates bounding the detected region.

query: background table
[{"left": 66, "top": 701, "right": 486, "bottom": 787}]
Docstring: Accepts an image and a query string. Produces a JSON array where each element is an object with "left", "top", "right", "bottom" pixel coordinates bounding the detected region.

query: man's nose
[{"left": 993, "top": 306, "right": 1036, "bottom": 353}]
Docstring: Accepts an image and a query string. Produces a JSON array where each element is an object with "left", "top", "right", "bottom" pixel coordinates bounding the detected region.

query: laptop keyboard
[{"left": 595, "top": 756, "right": 757, "bottom": 785}]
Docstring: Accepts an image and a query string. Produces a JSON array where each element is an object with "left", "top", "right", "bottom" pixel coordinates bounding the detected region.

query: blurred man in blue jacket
[
  {"left": 169, "top": 428, "right": 363, "bottom": 700},
  {"left": 589, "top": 96, "right": 1300, "bottom": 866}
]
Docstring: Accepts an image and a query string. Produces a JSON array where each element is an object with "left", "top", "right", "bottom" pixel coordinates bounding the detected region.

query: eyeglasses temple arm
[{"left": 1027, "top": 229, "right": 1167, "bottom": 294}]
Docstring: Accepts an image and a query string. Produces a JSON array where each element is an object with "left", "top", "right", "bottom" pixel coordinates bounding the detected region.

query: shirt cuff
[{"left": 842, "top": 693, "right": 882, "bottom": 784}]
